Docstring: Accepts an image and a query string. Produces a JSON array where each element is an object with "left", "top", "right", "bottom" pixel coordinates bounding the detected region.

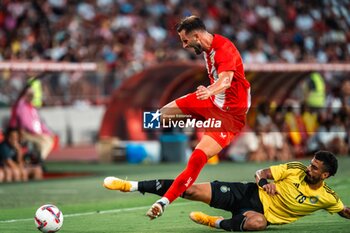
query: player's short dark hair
[
  {"left": 176, "top": 15, "right": 206, "bottom": 34},
  {"left": 314, "top": 150, "right": 338, "bottom": 176}
]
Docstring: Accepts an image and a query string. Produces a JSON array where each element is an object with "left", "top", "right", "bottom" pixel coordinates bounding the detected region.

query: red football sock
[{"left": 163, "top": 149, "right": 208, "bottom": 203}]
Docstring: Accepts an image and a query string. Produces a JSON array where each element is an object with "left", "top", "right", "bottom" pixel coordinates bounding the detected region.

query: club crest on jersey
[{"left": 309, "top": 196, "right": 319, "bottom": 204}]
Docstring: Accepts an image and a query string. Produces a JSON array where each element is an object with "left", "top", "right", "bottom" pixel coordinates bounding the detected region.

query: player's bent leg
[
  {"left": 189, "top": 211, "right": 223, "bottom": 229},
  {"left": 183, "top": 183, "right": 212, "bottom": 204},
  {"left": 160, "top": 100, "right": 184, "bottom": 120},
  {"left": 219, "top": 211, "right": 267, "bottom": 231},
  {"left": 147, "top": 137, "right": 218, "bottom": 219},
  {"left": 103, "top": 177, "right": 132, "bottom": 192},
  {"left": 243, "top": 211, "right": 267, "bottom": 231},
  {"left": 195, "top": 135, "right": 223, "bottom": 159},
  {"left": 103, "top": 177, "right": 213, "bottom": 205},
  {"left": 146, "top": 151, "right": 209, "bottom": 219}
]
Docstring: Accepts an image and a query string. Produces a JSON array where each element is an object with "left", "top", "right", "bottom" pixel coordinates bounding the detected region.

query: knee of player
[
  {"left": 183, "top": 185, "right": 198, "bottom": 198},
  {"left": 245, "top": 214, "right": 267, "bottom": 231}
]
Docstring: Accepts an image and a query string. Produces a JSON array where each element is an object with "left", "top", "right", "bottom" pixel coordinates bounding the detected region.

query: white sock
[
  {"left": 129, "top": 181, "right": 138, "bottom": 192},
  {"left": 157, "top": 197, "right": 170, "bottom": 207},
  {"left": 215, "top": 219, "right": 223, "bottom": 229}
]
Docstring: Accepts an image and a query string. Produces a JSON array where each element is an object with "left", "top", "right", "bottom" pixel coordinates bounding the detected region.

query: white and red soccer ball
[{"left": 34, "top": 204, "right": 63, "bottom": 233}]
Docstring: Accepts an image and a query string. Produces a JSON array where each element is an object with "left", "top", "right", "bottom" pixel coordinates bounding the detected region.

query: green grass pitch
[{"left": 1, "top": 158, "right": 350, "bottom": 232}]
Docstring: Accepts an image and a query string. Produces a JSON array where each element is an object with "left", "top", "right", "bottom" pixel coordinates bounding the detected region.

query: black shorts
[{"left": 210, "top": 181, "right": 264, "bottom": 215}]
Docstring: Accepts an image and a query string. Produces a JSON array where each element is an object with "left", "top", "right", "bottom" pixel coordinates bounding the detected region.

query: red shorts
[
  {"left": 204, "top": 131, "right": 236, "bottom": 148},
  {"left": 175, "top": 92, "right": 247, "bottom": 148}
]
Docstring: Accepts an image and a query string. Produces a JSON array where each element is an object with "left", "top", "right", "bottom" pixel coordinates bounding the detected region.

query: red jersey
[{"left": 204, "top": 34, "right": 250, "bottom": 113}]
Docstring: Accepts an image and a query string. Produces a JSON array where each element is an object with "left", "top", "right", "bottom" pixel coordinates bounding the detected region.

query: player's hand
[
  {"left": 196, "top": 85, "right": 212, "bottom": 100},
  {"left": 262, "top": 183, "right": 279, "bottom": 196}
]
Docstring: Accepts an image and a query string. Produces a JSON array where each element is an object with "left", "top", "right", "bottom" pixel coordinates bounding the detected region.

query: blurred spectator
[
  {"left": 0, "top": 128, "right": 43, "bottom": 182},
  {"left": 0, "top": 0, "right": 349, "bottom": 105},
  {"left": 0, "top": 0, "right": 349, "bottom": 159},
  {"left": 0, "top": 127, "right": 43, "bottom": 182},
  {"left": 303, "top": 72, "right": 326, "bottom": 110},
  {"left": 341, "top": 79, "right": 350, "bottom": 116},
  {"left": 0, "top": 165, "right": 4, "bottom": 183},
  {"left": 0, "top": 127, "right": 24, "bottom": 182},
  {"left": 227, "top": 126, "right": 259, "bottom": 162},
  {"left": 301, "top": 102, "right": 318, "bottom": 137},
  {"left": 260, "top": 131, "right": 292, "bottom": 161},
  {"left": 307, "top": 114, "right": 348, "bottom": 156},
  {"left": 250, "top": 102, "right": 293, "bottom": 161},
  {"left": 340, "top": 79, "right": 350, "bottom": 151},
  {"left": 0, "top": 128, "right": 8, "bottom": 182},
  {"left": 242, "top": 37, "right": 268, "bottom": 63},
  {"left": 325, "top": 86, "right": 343, "bottom": 115},
  {"left": 284, "top": 103, "right": 308, "bottom": 157},
  {"left": 10, "top": 87, "right": 54, "bottom": 160}
]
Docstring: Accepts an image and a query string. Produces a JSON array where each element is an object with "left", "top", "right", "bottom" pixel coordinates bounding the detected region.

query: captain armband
[{"left": 258, "top": 178, "right": 269, "bottom": 187}]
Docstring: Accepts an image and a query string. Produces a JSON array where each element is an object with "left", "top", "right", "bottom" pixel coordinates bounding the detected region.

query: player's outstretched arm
[
  {"left": 255, "top": 168, "right": 278, "bottom": 196},
  {"left": 338, "top": 207, "right": 350, "bottom": 219}
]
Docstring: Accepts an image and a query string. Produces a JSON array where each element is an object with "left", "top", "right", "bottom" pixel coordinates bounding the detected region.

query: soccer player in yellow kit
[
  {"left": 104, "top": 150, "right": 350, "bottom": 231},
  {"left": 256, "top": 158, "right": 343, "bottom": 225}
]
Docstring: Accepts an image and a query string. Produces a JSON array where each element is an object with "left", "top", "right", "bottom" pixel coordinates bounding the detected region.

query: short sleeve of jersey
[
  {"left": 270, "top": 163, "right": 289, "bottom": 181},
  {"left": 324, "top": 187, "right": 345, "bottom": 214},
  {"left": 214, "top": 42, "right": 239, "bottom": 74},
  {"left": 326, "top": 198, "right": 344, "bottom": 213},
  {"left": 270, "top": 162, "right": 306, "bottom": 182}
]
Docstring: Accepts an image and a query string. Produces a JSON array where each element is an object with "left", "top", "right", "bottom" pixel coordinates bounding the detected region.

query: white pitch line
[{"left": 0, "top": 202, "right": 190, "bottom": 223}]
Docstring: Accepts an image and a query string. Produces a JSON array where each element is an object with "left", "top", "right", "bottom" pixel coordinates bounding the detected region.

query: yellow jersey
[{"left": 258, "top": 162, "right": 344, "bottom": 224}]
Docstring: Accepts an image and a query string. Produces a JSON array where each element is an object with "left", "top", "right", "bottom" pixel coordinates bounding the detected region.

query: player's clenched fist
[
  {"left": 196, "top": 85, "right": 212, "bottom": 100},
  {"left": 262, "top": 183, "right": 279, "bottom": 196}
]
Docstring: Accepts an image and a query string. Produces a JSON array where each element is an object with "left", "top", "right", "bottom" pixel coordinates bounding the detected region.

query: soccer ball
[{"left": 34, "top": 204, "right": 64, "bottom": 233}]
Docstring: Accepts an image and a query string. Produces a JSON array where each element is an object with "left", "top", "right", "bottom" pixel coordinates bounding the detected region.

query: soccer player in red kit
[{"left": 104, "top": 15, "right": 251, "bottom": 219}]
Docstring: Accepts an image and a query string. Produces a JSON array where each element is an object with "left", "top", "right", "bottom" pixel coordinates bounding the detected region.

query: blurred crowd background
[
  {"left": 0, "top": 0, "right": 349, "bottom": 173},
  {"left": 1, "top": 0, "right": 349, "bottom": 105}
]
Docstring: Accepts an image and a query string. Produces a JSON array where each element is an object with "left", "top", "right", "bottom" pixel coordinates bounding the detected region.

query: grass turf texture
[{"left": 1, "top": 158, "right": 350, "bottom": 232}]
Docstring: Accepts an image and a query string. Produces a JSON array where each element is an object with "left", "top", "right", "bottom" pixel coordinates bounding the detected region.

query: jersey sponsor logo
[{"left": 143, "top": 110, "right": 161, "bottom": 129}]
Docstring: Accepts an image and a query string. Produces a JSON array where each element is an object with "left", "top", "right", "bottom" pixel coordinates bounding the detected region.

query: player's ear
[{"left": 321, "top": 171, "right": 330, "bottom": 180}]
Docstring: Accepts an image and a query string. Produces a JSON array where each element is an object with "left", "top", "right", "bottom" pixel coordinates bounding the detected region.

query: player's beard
[
  {"left": 304, "top": 172, "right": 320, "bottom": 184},
  {"left": 191, "top": 42, "right": 203, "bottom": 55}
]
